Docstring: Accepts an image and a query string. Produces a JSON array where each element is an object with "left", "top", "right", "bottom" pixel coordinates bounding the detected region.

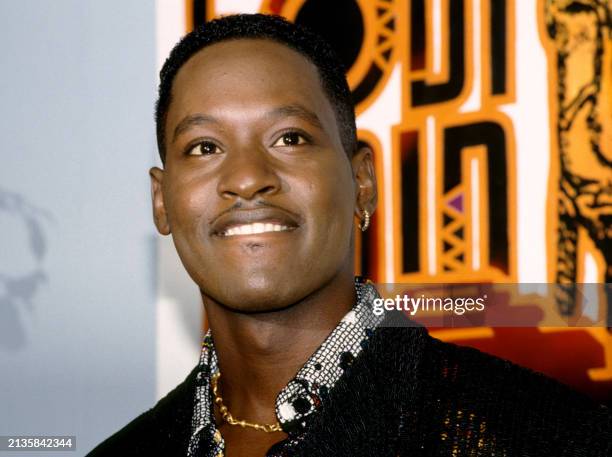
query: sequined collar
[{"left": 186, "top": 278, "right": 384, "bottom": 457}]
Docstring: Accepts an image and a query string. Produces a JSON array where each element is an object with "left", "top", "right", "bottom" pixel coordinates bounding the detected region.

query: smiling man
[{"left": 88, "top": 14, "right": 611, "bottom": 457}]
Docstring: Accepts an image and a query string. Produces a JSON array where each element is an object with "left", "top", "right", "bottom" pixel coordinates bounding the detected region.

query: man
[{"left": 89, "top": 14, "right": 612, "bottom": 457}]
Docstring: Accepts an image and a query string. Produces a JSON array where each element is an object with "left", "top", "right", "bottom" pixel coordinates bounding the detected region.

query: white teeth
[{"left": 223, "top": 223, "right": 290, "bottom": 237}]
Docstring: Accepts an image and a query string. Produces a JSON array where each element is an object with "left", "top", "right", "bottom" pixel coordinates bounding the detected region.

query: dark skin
[{"left": 150, "top": 39, "right": 377, "bottom": 456}]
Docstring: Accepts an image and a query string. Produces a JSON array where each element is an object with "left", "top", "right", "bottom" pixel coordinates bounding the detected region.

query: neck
[{"left": 202, "top": 269, "right": 356, "bottom": 425}]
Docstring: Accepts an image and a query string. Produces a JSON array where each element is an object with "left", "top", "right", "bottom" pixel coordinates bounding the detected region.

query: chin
[
  {"left": 220, "top": 288, "right": 297, "bottom": 314},
  {"left": 226, "top": 301, "right": 292, "bottom": 314},
  {"left": 214, "top": 269, "right": 308, "bottom": 313}
]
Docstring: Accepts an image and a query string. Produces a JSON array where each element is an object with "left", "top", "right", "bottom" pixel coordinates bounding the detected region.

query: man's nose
[{"left": 216, "top": 147, "right": 282, "bottom": 200}]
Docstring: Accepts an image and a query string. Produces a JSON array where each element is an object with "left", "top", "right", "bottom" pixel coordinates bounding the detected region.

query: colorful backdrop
[
  {"left": 162, "top": 0, "right": 612, "bottom": 403},
  {"left": 1, "top": 2, "right": 608, "bottom": 453}
]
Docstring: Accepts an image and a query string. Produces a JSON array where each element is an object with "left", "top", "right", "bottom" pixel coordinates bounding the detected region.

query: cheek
[
  {"left": 164, "top": 174, "right": 212, "bottom": 242},
  {"left": 307, "top": 165, "right": 356, "bottom": 242},
  {"left": 163, "top": 177, "right": 217, "bottom": 283}
]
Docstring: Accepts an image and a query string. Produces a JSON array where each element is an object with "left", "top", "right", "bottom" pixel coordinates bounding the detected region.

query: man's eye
[
  {"left": 187, "top": 141, "right": 220, "bottom": 156},
  {"left": 272, "top": 132, "right": 308, "bottom": 147}
]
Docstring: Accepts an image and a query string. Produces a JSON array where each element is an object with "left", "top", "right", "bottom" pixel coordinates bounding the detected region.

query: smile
[
  {"left": 220, "top": 222, "right": 293, "bottom": 237},
  {"left": 210, "top": 206, "right": 302, "bottom": 238}
]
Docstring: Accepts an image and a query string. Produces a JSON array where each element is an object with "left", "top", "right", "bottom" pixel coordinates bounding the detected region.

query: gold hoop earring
[{"left": 359, "top": 209, "right": 370, "bottom": 232}]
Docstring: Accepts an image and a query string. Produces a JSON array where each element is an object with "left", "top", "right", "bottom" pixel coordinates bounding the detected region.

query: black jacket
[{"left": 88, "top": 319, "right": 612, "bottom": 456}]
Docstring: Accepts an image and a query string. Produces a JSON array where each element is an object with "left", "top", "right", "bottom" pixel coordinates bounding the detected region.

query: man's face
[{"left": 151, "top": 39, "right": 373, "bottom": 312}]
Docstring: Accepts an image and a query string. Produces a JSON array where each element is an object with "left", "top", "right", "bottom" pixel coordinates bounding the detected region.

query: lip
[{"left": 210, "top": 206, "right": 302, "bottom": 237}]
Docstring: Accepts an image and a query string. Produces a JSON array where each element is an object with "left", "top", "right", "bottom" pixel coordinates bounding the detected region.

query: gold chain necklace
[{"left": 211, "top": 372, "right": 282, "bottom": 433}]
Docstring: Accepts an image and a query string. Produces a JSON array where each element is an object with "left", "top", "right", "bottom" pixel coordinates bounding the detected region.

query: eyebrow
[
  {"left": 267, "top": 104, "right": 324, "bottom": 131},
  {"left": 171, "top": 104, "right": 324, "bottom": 144},
  {"left": 172, "top": 114, "right": 221, "bottom": 144}
]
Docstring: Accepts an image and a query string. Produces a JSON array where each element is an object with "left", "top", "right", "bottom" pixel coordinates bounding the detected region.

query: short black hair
[{"left": 155, "top": 13, "right": 357, "bottom": 163}]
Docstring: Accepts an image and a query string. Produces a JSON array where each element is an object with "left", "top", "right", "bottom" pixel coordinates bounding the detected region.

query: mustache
[{"left": 212, "top": 199, "right": 298, "bottom": 220}]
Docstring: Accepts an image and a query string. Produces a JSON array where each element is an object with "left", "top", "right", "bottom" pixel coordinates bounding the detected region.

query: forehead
[{"left": 166, "top": 39, "right": 338, "bottom": 137}]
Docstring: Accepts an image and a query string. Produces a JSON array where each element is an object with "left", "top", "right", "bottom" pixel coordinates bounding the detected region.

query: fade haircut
[{"left": 155, "top": 13, "right": 357, "bottom": 163}]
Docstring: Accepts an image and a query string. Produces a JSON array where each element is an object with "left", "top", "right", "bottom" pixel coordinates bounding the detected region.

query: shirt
[{"left": 186, "top": 277, "right": 384, "bottom": 457}]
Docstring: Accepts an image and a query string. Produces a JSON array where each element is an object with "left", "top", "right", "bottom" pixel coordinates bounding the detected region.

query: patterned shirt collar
[{"left": 187, "top": 278, "right": 383, "bottom": 457}]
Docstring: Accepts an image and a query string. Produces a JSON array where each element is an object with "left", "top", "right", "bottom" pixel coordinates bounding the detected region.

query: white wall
[{"left": 0, "top": 1, "right": 158, "bottom": 454}]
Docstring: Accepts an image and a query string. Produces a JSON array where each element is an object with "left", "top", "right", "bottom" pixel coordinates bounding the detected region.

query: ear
[
  {"left": 351, "top": 143, "right": 378, "bottom": 220},
  {"left": 149, "top": 166, "right": 171, "bottom": 235}
]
